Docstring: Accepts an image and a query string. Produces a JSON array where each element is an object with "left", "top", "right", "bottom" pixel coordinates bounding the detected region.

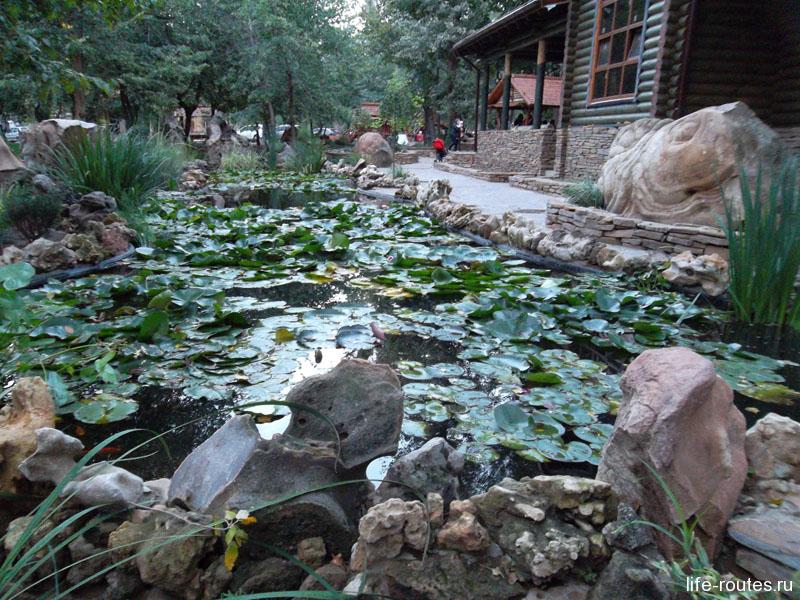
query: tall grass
[
  {"left": 50, "top": 130, "right": 186, "bottom": 209},
  {"left": 723, "top": 157, "right": 800, "bottom": 328},
  {"left": 564, "top": 179, "right": 604, "bottom": 208},
  {"left": 221, "top": 148, "right": 264, "bottom": 171},
  {"left": 285, "top": 130, "right": 326, "bottom": 175}
]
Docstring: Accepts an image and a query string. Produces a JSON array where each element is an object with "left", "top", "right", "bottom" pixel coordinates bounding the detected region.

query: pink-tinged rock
[
  {"left": 596, "top": 347, "right": 747, "bottom": 558},
  {"left": 100, "top": 222, "right": 136, "bottom": 256},
  {"left": 745, "top": 413, "right": 800, "bottom": 483},
  {"left": 436, "top": 511, "right": 490, "bottom": 552}
]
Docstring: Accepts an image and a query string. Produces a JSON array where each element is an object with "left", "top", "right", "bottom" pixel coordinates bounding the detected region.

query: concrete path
[{"left": 379, "top": 157, "right": 555, "bottom": 226}]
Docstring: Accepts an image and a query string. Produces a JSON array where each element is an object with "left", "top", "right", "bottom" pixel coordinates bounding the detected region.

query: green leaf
[
  {"left": 494, "top": 403, "right": 528, "bottom": 432},
  {"left": 46, "top": 371, "right": 75, "bottom": 410},
  {"left": 0, "top": 262, "right": 35, "bottom": 291},
  {"left": 148, "top": 290, "right": 173, "bottom": 309},
  {"left": 138, "top": 311, "right": 169, "bottom": 342},
  {"left": 523, "top": 372, "right": 563, "bottom": 386},
  {"left": 431, "top": 268, "right": 455, "bottom": 285}
]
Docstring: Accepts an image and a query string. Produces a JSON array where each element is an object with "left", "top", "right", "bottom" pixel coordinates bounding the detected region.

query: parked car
[
  {"left": 313, "top": 127, "right": 340, "bottom": 142},
  {"left": 4, "top": 124, "right": 20, "bottom": 142},
  {"left": 237, "top": 124, "right": 263, "bottom": 141}
]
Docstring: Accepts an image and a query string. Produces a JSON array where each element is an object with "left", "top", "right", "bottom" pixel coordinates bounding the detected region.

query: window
[{"left": 590, "top": 0, "right": 646, "bottom": 102}]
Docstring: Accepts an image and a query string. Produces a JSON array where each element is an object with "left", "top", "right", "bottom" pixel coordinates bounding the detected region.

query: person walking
[
  {"left": 432, "top": 136, "right": 446, "bottom": 161},
  {"left": 447, "top": 118, "right": 461, "bottom": 151}
]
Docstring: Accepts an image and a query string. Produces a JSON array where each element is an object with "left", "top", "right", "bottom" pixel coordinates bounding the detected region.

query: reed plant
[
  {"left": 723, "top": 157, "right": 800, "bottom": 328},
  {"left": 286, "top": 130, "right": 326, "bottom": 175},
  {"left": 563, "top": 179, "right": 604, "bottom": 208}
]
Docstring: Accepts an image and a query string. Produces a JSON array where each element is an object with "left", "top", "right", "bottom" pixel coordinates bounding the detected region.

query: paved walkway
[{"left": 379, "top": 157, "right": 555, "bottom": 226}]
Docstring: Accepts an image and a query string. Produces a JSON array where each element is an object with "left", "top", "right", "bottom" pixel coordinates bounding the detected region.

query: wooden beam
[
  {"left": 501, "top": 53, "right": 512, "bottom": 130},
  {"left": 480, "top": 63, "right": 490, "bottom": 131},
  {"left": 533, "top": 39, "right": 547, "bottom": 129}
]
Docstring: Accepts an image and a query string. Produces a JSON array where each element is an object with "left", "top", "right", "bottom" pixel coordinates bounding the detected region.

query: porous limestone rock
[
  {"left": 435, "top": 510, "right": 490, "bottom": 552},
  {"left": 0, "top": 245, "right": 24, "bottom": 266},
  {"left": 22, "top": 238, "right": 77, "bottom": 271},
  {"left": 375, "top": 437, "right": 464, "bottom": 505},
  {"left": 596, "top": 347, "right": 747, "bottom": 558},
  {"left": 537, "top": 229, "right": 599, "bottom": 263},
  {"left": 0, "top": 377, "right": 55, "bottom": 492},
  {"left": 63, "top": 233, "right": 105, "bottom": 263},
  {"left": 19, "top": 427, "right": 83, "bottom": 483},
  {"left": 598, "top": 102, "right": 786, "bottom": 227},
  {"left": 661, "top": 251, "right": 729, "bottom": 296},
  {"left": 349, "top": 498, "right": 428, "bottom": 570},
  {"left": 20, "top": 119, "right": 97, "bottom": 169},
  {"left": 416, "top": 179, "right": 452, "bottom": 206},
  {"left": 32, "top": 173, "right": 58, "bottom": 195},
  {"left": 354, "top": 132, "right": 393, "bottom": 167}
]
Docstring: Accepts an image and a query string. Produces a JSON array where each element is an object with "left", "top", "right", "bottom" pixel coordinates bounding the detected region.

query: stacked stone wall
[
  {"left": 554, "top": 126, "right": 618, "bottom": 181},
  {"left": 472, "top": 128, "right": 555, "bottom": 174},
  {"left": 547, "top": 201, "right": 729, "bottom": 257}
]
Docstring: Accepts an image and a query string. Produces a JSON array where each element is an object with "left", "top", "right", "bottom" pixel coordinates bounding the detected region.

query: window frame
[{"left": 588, "top": 0, "right": 648, "bottom": 105}]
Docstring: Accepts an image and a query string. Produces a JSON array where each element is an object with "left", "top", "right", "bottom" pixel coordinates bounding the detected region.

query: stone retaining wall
[
  {"left": 508, "top": 176, "right": 571, "bottom": 196},
  {"left": 468, "top": 128, "right": 556, "bottom": 174},
  {"left": 547, "top": 201, "right": 729, "bottom": 257},
  {"left": 443, "top": 151, "right": 477, "bottom": 167},
  {"left": 554, "top": 126, "right": 618, "bottom": 181}
]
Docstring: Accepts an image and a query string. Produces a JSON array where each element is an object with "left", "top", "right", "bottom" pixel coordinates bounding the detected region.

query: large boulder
[
  {"left": 284, "top": 359, "right": 404, "bottom": 472},
  {"left": 355, "top": 132, "right": 393, "bottom": 168},
  {"left": 598, "top": 102, "right": 786, "bottom": 227},
  {"left": 596, "top": 347, "right": 747, "bottom": 557},
  {"left": 20, "top": 119, "right": 97, "bottom": 169},
  {"left": 0, "top": 378, "right": 55, "bottom": 492},
  {"left": 22, "top": 238, "right": 77, "bottom": 272},
  {"left": 0, "top": 135, "right": 27, "bottom": 184}
]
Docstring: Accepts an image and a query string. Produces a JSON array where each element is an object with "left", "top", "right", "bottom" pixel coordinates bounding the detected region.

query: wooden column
[
  {"left": 473, "top": 65, "right": 480, "bottom": 152},
  {"left": 533, "top": 38, "right": 547, "bottom": 129},
  {"left": 501, "top": 53, "right": 512, "bottom": 130},
  {"left": 480, "top": 64, "right": 490, "bottom": 131}
]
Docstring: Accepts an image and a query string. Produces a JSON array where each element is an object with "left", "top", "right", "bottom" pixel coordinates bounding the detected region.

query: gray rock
[
  {"left": 66, "top": 536, "right": 109, "bottom": 586},
  {"left": 20, "top": 119, "right": 97, "bottom": 169},
  {"left": 602, "top": 504, "right": 654, "bottom": 552},
  {"left": 525, "top": 582, "right": 590, "bottom": 600},
  {"left": 62, "top": 461, "right": 145, "bottom": 508},
  {"left": 727, "top": 510, "right": 800, "bottom": 571},
  {"left": 32, "top": 173, "right": 58, "bottom": 195},
  {"left": 297, "top": 563, "right": 348, "bottom": 594},
  {"left": 233, "top": 557, "right": 303, "bottom": 594},
  {"left": 143, "top": 478, "right": 171, "bottom": 505},
  {"left": 285, "top": 359, "right": 404, "bottom": 471},
  {"left": 735, "top": 547, "right": 796, "bottom": 588},
  {"left": 80, "top": 191, "right": 117, "bottom": 212},
  {"left": 0, "top": 135, "right": 27, "bottom": 184},
  {"left": 105, "top": 569, "right": 145, "bottom": 600},
  {"left": 588, "top": 550, "right": 672, "bottom": 600},
  {"left": 22, "top": 238, "right": 77, "bottom": 271},
  {"left": 19, "top": 427, "right": 84, "bottom": 483},
  {"left": 375, "top": 437, "right": 464, "bottom": 505},
  {"left": 354, "top": 132, "right": 393, "bottom": 167}
]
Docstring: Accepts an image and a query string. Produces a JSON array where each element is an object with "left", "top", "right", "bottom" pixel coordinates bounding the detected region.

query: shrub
[
  {"left": 391, "top": 164, "right": 408, "bottom": 179},
  {"left": 564, "top": 179, "right": 604, "bottom": 208},
  {"left": 723, "top": 157, "right": 800, "bottom": 328},
  {"left": 0, "top": 184, "right": 62, "bottom": 240},
  {"left": 285, "top": 130, "right": 326, "bottom": 174},
  {"left": 221, "top": 147, "right": 263, "bottom": 171},
  {"left": 50, "top": 130, "right": 186, "bottom": 209}
]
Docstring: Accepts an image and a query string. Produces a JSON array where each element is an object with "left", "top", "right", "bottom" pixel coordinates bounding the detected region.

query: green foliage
[
  {"left": 380, "top": 69, "right": 421, "bottom": 132},
  {"left": 285, "top": 130, "right": 326, "bottom": 175},
  {"left": 50, "top": 131, "right": 185, "bottom": 208},
  {"left": 391, "top": 165, "right": 408, "bottom": 178},
  {"left": 723, "top": 157, "right": 800, "bottom": 328},
  {"left": 221, "top": 148, "right": 264, "bottom": 171},
  {"left": 564, "top": 180, "right": 604, "bottom": 208},
  {"left": 0, "top": 184, "right": 63, "bottom": 239}
]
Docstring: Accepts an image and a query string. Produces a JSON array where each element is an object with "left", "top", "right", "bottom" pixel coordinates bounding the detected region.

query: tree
[{"left": 380, "top": 69, "right": 420, "bottom": 132}]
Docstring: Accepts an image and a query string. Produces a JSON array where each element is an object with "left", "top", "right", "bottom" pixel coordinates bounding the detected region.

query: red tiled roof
[{"left": 488, "top": 74, "right": 562, "bottom": 108}]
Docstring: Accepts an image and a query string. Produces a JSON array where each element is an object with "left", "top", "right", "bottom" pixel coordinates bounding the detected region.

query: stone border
[
  {"left": 509, "top": 176, "right": 571, "bottom": 196},
  {"left": 546, "top": 201, "right": 729, "bottom": 257},
  {"left": 433, "top": 162, "right": 519, "bottom": 183},
  {"left": 27, "top": 245, "right": 136, "bottom": 288}
]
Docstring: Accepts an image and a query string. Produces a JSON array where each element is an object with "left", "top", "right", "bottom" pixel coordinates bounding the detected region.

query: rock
[
  {"left": 62, "top": 461, "right": 145, "bottom": 508},
  {"left": 470, "top": 476, "right": 615, "bottom": 584},
  {"left": 108, "top": 508, "right": 214, "bottom": 598},
  {"left": 0, "top": 245, "right": 24, "bottom": 266},
  {"left": 745, "top": 413, "right": 800, "bottom": 484},
  {"left": 99, "top": 222, "right": 136, "bottom": 255},
  {"left": 19, "top": 427, "right": 144, "bottom": 507},
  {"left": 350, "top": 498, "right": 429, "bottom": 570},
  {"left": 180, "top": 169, "right": 209, "bottom": 191},
  {"left": 0, "top": 377, "right": 55, "bottom": 492},
  {"left": 233, "top": 557, "right": 304, "bottom": 594},
  {"left": 297, "top": 562, "right": 348, "bottom": 593},
  {"left": 596, "top": 347, "right": 747, "bottom": 558},
  {"left": 143, "top": 478, "right": 171, "bottom": 505},
  {"left": 416, "top": 179, "right": 452, "bottom": 206},
  {"left": 22, "top": 238, "right": 77, "bottom": 271},
  {"left": 598, "top": 102, "right": 786, "bottom": 227},
  {"left": 436, "top": 510, "right": 490, "bottom": 552},
  {"left": 0, "top": 135, "right": 27, "bottom": 184},
  {"left": 375, "top": 437, "right": 463, "bottom": 505},
  {"left": 205, "top": 113, "right": 247, "bottom": 169},
  {"left": 19, "top": 427, "right": 83, "bottom": 483},
  {"left": 356, "top": 549, "right": 526, "bottom": 600},
  {"left": 735, "top": 547, "right": 797, "bottom": 588},
  {"left": 169, "top": 415, "right": 363, "bottom": 555},
  {"left": 80, "top": 191, "right": 117, "bottom": 212},
  {"left": 297, "top": 536, "right": 327, "bottom": 569},
  {"left": 727, "top": 510, "right": 800, "bottom": 572},
  {"left": 32, "top": 173, "right": 58, "bottom": 195},
  {"left": 587, "top": 550, "right": 672, "bottom": 600},
  {"left": 537, "top": 229, "right": 599, "bottom": 262},
  {"left": 67, "top": 536, "right": 109, "bottom": 587},
  {"left": 354, "top": 132, "right": 393, "bottom": 167},
  {"left": 199, "top": 556, "right": 232, "bottom": 600},
  {"left": 525, "top": 581, "right": 591, "bottom": 600},
  {"left": 661, "top": 251, "right": 729, "bottom": 296},
  {"left": 63, "top": 233, "right": 105, "bottom": 263},
  {"left": 276, "top": 143, "right": 295, "bottom": 167},
  {"left": 105, "top": 569, "right": 145, "bottom": 600},
  {"left": 284, "top": 359, "right": 404, "bottom": 472},
  {"left": 601, "top": 504, "right": 653, "bottom": 552},
  {"left": 20, "top": 119, "right": 97, "bottom": 169}
]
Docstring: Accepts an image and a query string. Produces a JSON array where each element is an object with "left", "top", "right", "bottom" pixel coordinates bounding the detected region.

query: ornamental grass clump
[
  {"left": 0, "top": 184, "right": 63, "bottom": 240},
  {"left": 286, "top": 129, "right": 326, "bottom": 175},
  {"left": 563, "top": 179, "right": 604, "bottom": 208},
  {"left": 723, "top": 157, "right": 800, "bottom": 328},
  {"left": 50, "top": 130, "right": 186, "bottom": 209}
]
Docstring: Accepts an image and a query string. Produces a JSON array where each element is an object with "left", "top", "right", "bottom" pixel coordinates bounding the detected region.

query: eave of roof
[{"left": 453, "top": 0, "right": 568, "bottom": 57}]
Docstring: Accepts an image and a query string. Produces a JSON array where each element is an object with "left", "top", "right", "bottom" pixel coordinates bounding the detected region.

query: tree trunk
[
  {"left": 423, "top": 105, "right": 436, "bottom": 144},
  {"left": 71, "top": 53, "right": 86, "bottom": 120},
  {"left": 180, "top": 103, "right": 197, "bottom": 141},
  {"left": 287, "top": 70, "right": 296, "bottom": 144},
  {"left": 120, "top": 84, "right": 135, "bottom": 124}
]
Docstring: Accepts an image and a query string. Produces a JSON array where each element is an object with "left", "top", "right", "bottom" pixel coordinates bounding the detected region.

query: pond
[{"left": 3, "top": 179, "right": 798, "bottom": 494}]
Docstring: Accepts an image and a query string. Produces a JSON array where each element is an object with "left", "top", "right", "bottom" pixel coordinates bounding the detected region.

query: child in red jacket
[{"left": 432, "top": 137, "right": 446, "bottom": 162}]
